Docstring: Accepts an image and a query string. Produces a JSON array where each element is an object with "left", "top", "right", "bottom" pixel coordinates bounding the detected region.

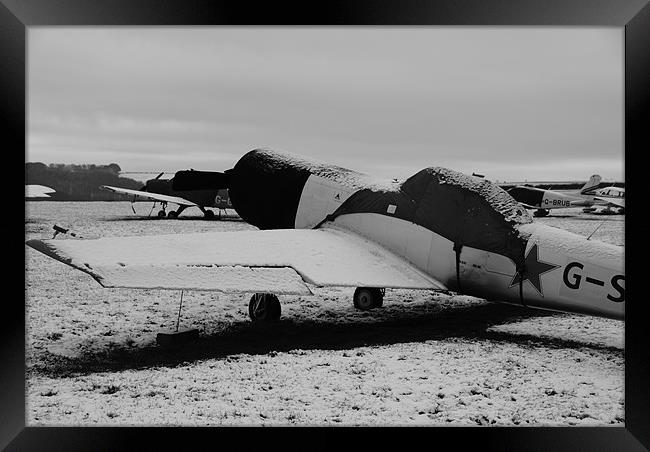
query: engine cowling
[{"left": 228, "top": 150, "right": 313, "bottom": 230}]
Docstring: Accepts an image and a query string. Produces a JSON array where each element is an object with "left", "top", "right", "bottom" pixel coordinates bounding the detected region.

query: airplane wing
[
  {"left": 26, "top": 226, "right": 446, "bottom": 294},
  {"left": 594, "top": 197, "right": 625, "bottom": 208},
  {"left": 100, "top": 185, "right": 197, "bottom": 207},
  {"left": 26, "top": 185, "right": 55, "bottom": 198}
]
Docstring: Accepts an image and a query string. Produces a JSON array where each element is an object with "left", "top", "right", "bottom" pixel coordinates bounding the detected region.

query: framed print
[{"left": 3, "top": 0, "right": 648, "bottom": 449}]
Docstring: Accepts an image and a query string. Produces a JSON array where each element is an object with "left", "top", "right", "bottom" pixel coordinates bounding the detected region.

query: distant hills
[{"left": 25, "top": 162, "right": 144, "bottom": 201}]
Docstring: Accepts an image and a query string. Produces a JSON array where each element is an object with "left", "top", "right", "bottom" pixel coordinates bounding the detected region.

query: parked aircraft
[
  {"left": 568, "top": 174, "right": 625, "bottom": 214},
  {"left": 503, "top": 175, "right": 624, "bottom": 217},
  {"left": 101, "top": 170, "right": 232, "bottom": 219},
  {"left": 25, "top": 185, "right": 55, "bottom": 199},
  {"left": 26, "top": 149, "right": 624, "bottom": 337},
  {"left": 588, "top": 186, "right": 625, "bottom": 214},
  {"left": 501, "top": 174, "right": 625, "bottom": 217}
]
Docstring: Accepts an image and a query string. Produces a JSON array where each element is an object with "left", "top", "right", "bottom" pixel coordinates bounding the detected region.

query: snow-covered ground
[{"left": 25, "top": 202, "right": 624, "bottom": 425}]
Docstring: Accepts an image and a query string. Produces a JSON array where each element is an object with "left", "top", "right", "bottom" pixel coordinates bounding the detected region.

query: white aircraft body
[
  {"left": 27, "top": 149, "right": 624, "bottom": 327},
  {"left": 25, "top": 185, "right": 55, "bottom": 198},
  {"left": 579, "top": 176, "right": 625, "bottom": 214},
  {"left": 592, "top": 186, "right": 625, "bottom": 209}
]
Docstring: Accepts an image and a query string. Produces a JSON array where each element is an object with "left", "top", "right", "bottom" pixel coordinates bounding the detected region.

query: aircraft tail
[{"left": 580, "top": 174, "right": 601, "bottom": 195}]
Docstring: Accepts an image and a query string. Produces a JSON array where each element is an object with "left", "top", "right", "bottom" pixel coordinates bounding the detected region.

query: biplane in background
[
  {"left": 27, "top": 149, "right": 624, "bottom": 343},
  {"left": 101, "top": 170, "right": 232, "bottom": 219}
]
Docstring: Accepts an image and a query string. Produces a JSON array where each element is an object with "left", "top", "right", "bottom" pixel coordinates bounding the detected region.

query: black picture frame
[{"left": 4, "top": 0, "right": 648, "bottom": 450}]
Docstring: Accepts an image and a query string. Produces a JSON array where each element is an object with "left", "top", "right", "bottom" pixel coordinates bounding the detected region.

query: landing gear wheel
[
  {"left": 248, "top": 293, "right": 281, "bottom": 322},
  {"left": 353, "top": 287, "right": 384, "bottom": 310},
  {"left": 204, "top": 210, "right": 215, "bottom": 219},
  {"left": 157, "top": 210, "right": 167, "bottom": 218},
  {"left": 167, "top": 210, "right": 179, "bottom": 218},
  {"left": 533, "top": 209, "right": 549, "bottom": 217}
]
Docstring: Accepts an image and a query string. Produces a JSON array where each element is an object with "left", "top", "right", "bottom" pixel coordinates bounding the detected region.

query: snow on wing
[
  {"left": 25, "top": 227, "right": 446, "bottom": 293},
  {"left": 100, "top": 185, "right": 197, "bottom": 207}
]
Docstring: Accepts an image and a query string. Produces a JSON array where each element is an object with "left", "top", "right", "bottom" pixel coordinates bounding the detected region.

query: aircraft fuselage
[
  {"left": 145, "top": 178, "right": 231, "bottom": 210},
  {"left": 506, "top": 185, "right": 592, "bottom": 209},
  {"left": 227, "top": 150, "right": 624, "bottom": 319}
]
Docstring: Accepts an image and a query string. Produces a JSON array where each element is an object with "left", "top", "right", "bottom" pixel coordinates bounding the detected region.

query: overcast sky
[{"left": 28, "top": 27, "right": 623, "bottom": 182}]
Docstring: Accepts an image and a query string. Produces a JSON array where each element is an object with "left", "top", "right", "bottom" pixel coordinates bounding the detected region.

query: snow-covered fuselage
[{"left": 228, "top": 150, "right": 624, "bottom": 319}]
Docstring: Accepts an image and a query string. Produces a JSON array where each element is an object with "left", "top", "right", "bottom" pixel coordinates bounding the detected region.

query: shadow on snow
[
  {"left": 101, "top": 214, "right": 243, "bottom": 222},
  {"left": 31, "top": 301, "right": 621, "bottom": 378}
]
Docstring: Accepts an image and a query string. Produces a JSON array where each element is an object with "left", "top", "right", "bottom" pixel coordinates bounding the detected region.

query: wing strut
[
  {"left": 157, "top": 289, "right": 199, "bottom": 346},
  {"left": 586, "top": 221, "right": 605, "bottom": 241},
  {"left": 175, "top": 290, "right": 184, "bottom": 332}
]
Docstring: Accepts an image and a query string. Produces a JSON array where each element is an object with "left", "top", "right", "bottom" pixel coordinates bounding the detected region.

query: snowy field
[{"left": 25, "top": 202, "right": 625, "bottom": 426}]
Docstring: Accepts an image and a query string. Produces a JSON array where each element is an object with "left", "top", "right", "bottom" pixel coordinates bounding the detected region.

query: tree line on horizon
[{"left": 25, "top": 162, "right": 144, "bottom": 201}]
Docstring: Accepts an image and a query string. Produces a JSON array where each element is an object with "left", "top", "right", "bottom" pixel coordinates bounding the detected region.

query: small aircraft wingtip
[
  {"left": 25, "top": 239, "right": 45, "bottom": 251},
  {"left": 26, "top": 239, "right": 58, "bottom": 257},
  {"left": 25, "top": 239, "right": 71, "bottom": 266}
]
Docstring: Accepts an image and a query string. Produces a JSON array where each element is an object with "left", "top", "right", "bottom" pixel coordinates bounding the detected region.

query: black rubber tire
[
  {"left": 204, "top": 209, "right": 215, "bottom": 219},
  {"left": 353, "top": 287, "right": 384, "bottom": 310},
  {"left": 168, "top": 210, "right": 179, "bottom": 218},
  {"left": 248, "top": 293, "right": 281, "bottom": 322},
  {"left": 157, "top": 210, "right": 167, "bottom": 218},
  {"left": 533, "top": 209, "right": 549, "bottom": 217}
]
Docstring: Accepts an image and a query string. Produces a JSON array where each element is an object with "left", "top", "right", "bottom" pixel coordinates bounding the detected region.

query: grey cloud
[{"left": 28, "top": 27, "right": 623, "bottom": 181}]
